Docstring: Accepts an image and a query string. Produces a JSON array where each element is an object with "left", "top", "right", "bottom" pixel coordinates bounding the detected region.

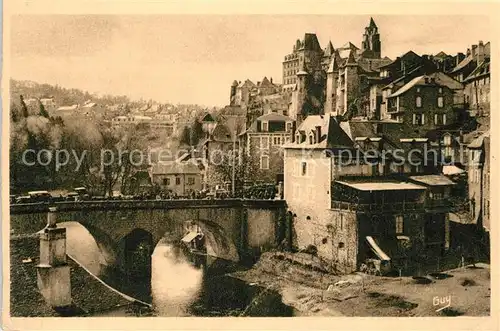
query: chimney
[
  {"left": 270, "top": 77, "right": 273, "bottom": 84},
  {"left": 477, "top": 41, "right": 486, "bottom": 63},
  {"left": 471, "top": 45, "right": 478, "bottom": 59},
  {"left": 315, "top": 126, "right": 321, "bottom": 143},
  {"left": 456, "top": 52, "right": 465, "bottom": 66},
  {"left": 466, "top": 48, "right": 471, "bottom": 56}
]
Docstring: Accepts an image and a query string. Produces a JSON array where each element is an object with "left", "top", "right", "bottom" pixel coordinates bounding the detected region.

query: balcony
[
  {"left": 331, "top": 200, "right": 424, "bottom": 213},
  {"left": 331, "top": 199, "right": 453, "bottom": 213}
]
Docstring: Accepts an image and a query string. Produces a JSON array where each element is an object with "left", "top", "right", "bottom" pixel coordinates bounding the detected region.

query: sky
[{"left": 10, "top": 15, "right": 491, "bottom": 107}]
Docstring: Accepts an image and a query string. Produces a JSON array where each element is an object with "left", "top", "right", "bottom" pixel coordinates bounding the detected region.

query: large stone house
[
  {"left": 283, "top": 114, "right": 456, "bottom": 274},
  {"left": 240, "top": 112, "right": 295, "bottom": 183},
  {"left": 150, "top": 161, "right": 203, "bottom": 197}
]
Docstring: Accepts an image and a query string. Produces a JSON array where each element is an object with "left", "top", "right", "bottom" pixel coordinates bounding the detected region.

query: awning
[
  {"left": 442, "top": 165, "right": 465, "bottom": 175},
  {"left": 336, "top": 180, "right": 426, "bottom": 192},
  {"left": 409, "top": 175, "right": 456, "bottom": 186},
  {"left": 181, "top": 231, "right": 199, "bottom": 243},
  {"left": 366, "top": 236, "right": 391, "bottom": 261}
]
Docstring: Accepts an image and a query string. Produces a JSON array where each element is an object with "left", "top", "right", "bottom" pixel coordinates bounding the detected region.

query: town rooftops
[
  {"left": 387, "top": 75, "right": 449, "bottom": 98},
  {"left": 409, "top": 175, "right": 456, "bottom": 186},
  {"left": 464, "top": 58, "right": 490, "bottom": 82},
  {"left": 451, "top": 55, "right": 474, "bottom": 73},
  {"left": 283, "top": 114, "right": 354, "bottom": 150},
  {"left": 335, "top": 180, "right": 427, "bottom": 191}
]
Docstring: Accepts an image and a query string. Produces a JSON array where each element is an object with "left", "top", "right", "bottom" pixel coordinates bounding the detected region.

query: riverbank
[
  {"left": 231, "top": 251, "right": 491, "bottom": 317},
  {"left": 9, "top": 236, "right": 152, "bottom": 317}
]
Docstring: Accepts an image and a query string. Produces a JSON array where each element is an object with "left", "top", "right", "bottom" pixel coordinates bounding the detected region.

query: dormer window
[
  {"left": 262, "top": 121, "right": 269, "bottom": 132},
  {"left": 295, "top": 132, "right": 301, "bottom": 143},
  {"left": 286, "top": 122, "right": 292, "bottom": 132}
]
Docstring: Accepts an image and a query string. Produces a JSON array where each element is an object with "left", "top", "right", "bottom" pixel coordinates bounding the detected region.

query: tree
[
  {"left": 180, "top": 126, "right": 191, "bottom": 146},
  {"left": 20, "top": 95, "right": 29, "bottom": 118},
  {"left": 38, "top": 100, "right": 50, "bottom": 118},
  {"left": 190, "top": 119, "right": 204, "bottom": 146}
]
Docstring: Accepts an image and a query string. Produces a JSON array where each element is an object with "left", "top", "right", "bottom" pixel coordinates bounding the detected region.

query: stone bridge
[{"left": 10, "top": 199, "right": 288, "bottom": 275}]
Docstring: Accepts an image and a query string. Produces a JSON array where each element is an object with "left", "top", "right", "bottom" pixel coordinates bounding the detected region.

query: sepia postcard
[{"left": 2, "top": 1, "right": 499, "bottom": 330}]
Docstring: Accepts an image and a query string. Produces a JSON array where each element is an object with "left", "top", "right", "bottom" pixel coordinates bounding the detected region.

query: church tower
[{"left": 361, "top": 17, "right": 381, "bottom": 59}]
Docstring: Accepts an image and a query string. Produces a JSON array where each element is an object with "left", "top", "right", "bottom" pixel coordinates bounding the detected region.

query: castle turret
[
  {"left": 295, "top": 62, "right": 309, "bottom": 125},
  {"left": 229, "top": 80, "right": 238, "bottom": 105},
  {"left": 325, "top": 52, "right": 339, "bottom": 115},
  {"left": 361, "top": 17, "right": 381, "bottom": 59}
]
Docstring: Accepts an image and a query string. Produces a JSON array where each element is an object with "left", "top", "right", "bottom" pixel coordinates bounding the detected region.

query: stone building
[
  {"left": 368, "top": 51, "right": 440, "bottom": 120},
  {"left": 449, "top": 41, "right": 490, "bottom": 83},
  {"left": 282, "top": 33, "right": 324, "bottom": 91},
  {"left": 283, "top": 114, "right": 455, "bottom": 273},
  {"left": 463, "top": 57, "right": 490, "bottom": 117},
  {"left": 150, "top": 161, "right": 203, "bottom": 197},
  {"left": 385, "top": 74, "right": 460, "bottom": 130},
  {"left": 466, "top": 131, "right": 490, "bottom": 231},
  {"left": 240, "top": 112, "right": 295, "bottom": 183}
]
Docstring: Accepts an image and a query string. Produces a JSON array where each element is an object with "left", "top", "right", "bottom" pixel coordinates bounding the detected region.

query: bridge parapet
[{"left": 10, "top": 199, "right": 287, "bottom": 215}]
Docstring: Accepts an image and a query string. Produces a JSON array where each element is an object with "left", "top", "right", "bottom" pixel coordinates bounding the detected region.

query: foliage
[{"left": 9, "top": 95, "right": 150, "bottom": 195}]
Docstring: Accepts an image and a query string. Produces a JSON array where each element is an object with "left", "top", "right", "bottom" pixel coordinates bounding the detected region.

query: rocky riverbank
[
  {"left": 9, "top": 236, "right": 152, "bottom": 317},
  {"left": 231, "top": 251, "right": 491, "bottom": 317}
]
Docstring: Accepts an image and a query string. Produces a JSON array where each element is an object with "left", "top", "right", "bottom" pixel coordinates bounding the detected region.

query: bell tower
[{"left": 361, "top": 17, "right": 381, "bottom": 59}]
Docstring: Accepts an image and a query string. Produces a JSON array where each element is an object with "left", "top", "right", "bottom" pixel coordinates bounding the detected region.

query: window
[
  {"left": 439, "top": 88, "right": 443, "bottom": 94},
  {"left": 273, "top": 136, "right": 281, "bottom": 145},
  {"left": 187, "top": 177, "right": 195, "bottom": 185},
  {"left": 413, "top": 113, "right": 425, "bottom": 125},
  {"left": 339, "top": 214, "right": 344, "bottom": 230},
  {"left": 434, "top": 114, "right": 439, "bottom": 125},
  {"left": 395, "top": 215, "right": 404, "bottom": 234},
  {"left": 286, "top": 122, "right": 292, "bottom": 132},
  {"left": 442, "top": 114, "right": 447, "bottom": 125},
  {"left": 262, "top": 121, "right": 268, "bottom": 132},
  {"left": 438, "top": 96, "right": 444, "bottom": 108},
  {"left": 416, "top": 96, "right": 422, "bottom": 108},
  {"left": 175, "top": 177, "right": 181, "bottom": 185},
  {"left": 338, "top": 242, "right": 345, "bottom": 249},
  {"left": 260, "top": 155, "right": 269, "bottom": 170},
  {"left": 301, "top": 161, "right": 307, "bottom": 176},
  {"left": 163, "top": 178, "right": 170, "bottom": 186},
  {"left": 260, "top": 136, "right": 269, "bottom": 149}
]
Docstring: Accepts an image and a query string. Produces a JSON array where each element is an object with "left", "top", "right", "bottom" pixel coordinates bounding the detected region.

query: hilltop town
[{"left": 9, "top": 17, "right": 491, "bottom": 317}]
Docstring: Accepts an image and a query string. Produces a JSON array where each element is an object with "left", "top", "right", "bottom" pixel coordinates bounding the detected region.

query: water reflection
[
  {"left": 151, "top": 240, "right": 203, "bottom": 316},
  {"left": 60, "top": 222, "right": 294, "bottom": 317}
]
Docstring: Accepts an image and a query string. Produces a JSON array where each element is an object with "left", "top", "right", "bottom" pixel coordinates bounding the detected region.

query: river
[{"left": 60, "top": 222, "right": 294, "bottom": 317}]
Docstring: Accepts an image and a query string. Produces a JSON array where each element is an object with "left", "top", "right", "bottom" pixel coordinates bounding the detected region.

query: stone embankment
[
  {"left": 10, "top": 235, "right": 152, "bottom": 317},
  {"left": 231, "top": 251, "right": 491, "bottom": 317}
]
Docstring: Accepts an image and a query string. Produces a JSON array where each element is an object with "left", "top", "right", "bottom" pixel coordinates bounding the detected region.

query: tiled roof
[
  {"left": 151, "top": 161, "right": 201, "bottom": 175},
  {"left": 284, "top": 115, "right": 354, "bottom": 149},
  {"left": 464, "top": 58, "right": 490, "bottom": 82},
  {"left": 451, "top": 55, "right": 474, "bottom": 73},
  {"left": 257, "top": 112, "right": 293, "bottom": 122}
]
